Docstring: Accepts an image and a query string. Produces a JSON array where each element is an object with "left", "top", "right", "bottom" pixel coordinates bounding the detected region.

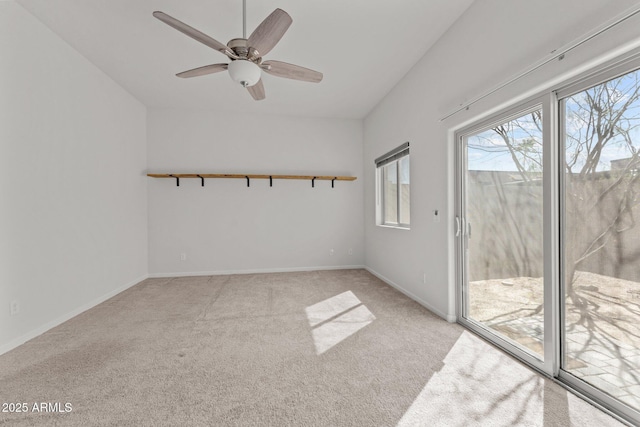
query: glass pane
[
  {"left": 465, "top": 108, "right": 544, "bottom": 357},
  {"left": 383, "top": 162, "right": 398, "bottom": 224},
  {"left": 563, "top": 68, "right": 640, "bottom": 410},
  {"left": 399, "top": 156, "right": 410, "bottom": 225}
]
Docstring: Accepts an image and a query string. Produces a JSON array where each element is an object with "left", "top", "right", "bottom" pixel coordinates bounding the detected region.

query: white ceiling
[{"left": 17, "top": 0, "right": 475, "bottom": 119}]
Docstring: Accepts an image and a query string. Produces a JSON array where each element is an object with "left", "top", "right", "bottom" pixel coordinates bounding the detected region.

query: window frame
[{"left": 375, "top": 142, "right": 410, "bottom": 229}]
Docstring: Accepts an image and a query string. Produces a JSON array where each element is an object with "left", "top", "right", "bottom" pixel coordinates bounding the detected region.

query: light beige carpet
[{"left": 0, "top": 269, "right": 623, "bottom": 426}]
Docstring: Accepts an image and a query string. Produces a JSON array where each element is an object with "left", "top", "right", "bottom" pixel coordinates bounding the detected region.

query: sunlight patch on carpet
[
  {"left": 396, "top": 330, "right": 622, "bottom": 426},
  {"left": 397, "top": 330, "right": 545, "bottom": 426},
  {"left": 305, "top": 291, "right": 375, "bottom": 355}
]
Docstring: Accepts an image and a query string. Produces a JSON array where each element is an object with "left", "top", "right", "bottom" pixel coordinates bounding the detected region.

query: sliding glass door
[
  {"left": 458, "top": 101, "right": 548, "bottom": 368},
  {"left": 559, "top": 65, "right": 640, "bottom": 416},
  {"left": 456, "top": 57, "right": 640, "bottom": 424}
]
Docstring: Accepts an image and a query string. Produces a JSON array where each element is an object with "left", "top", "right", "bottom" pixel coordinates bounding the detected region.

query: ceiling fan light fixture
[
  {"left": 154, "top": 7, "right": 322, "bottom": 100},
  {"left": 228, "top": 59, "right": 261, "bottom": 87}
]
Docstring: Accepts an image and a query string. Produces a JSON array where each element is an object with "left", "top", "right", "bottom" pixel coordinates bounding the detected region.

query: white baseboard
[
  {"left": 0, "top": 274, "right": 148, "bottom": 356},
  {"left": 364, "top": 267, "right": 455, "bottom": 322},
  {"left": 148, "top": 265, "right": 366, "bottom": 278}
]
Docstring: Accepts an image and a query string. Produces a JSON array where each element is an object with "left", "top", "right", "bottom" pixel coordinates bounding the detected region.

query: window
[{"left": 376, "top": 142, "right": 410, "bottom": 228}]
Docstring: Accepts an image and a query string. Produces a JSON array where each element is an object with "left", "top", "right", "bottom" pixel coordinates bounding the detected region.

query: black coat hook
[
  {"left": 332, "top": 177, "right": 337, "bottom": 188},
  {"left": 246, "top": 176, "right": 250, "bottom": 187},
  {"left": 169, "top": 174, "right": 179, "bottom": 186},
  {"left": 197, "top": 175, "right": 204, "bottom": 187},
  {"left": 312, "top": 177, "right": 316, "bottom": 188}
]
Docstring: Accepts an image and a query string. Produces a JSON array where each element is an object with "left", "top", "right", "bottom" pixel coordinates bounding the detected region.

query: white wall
[
  {"left": 6, "top": 0, "right": 637, "bottom": 354},
  {"left": 363, "top": 0, "right": 640, "bottom": 320},
  {"left": 147, "top": 109, "right": 363, "bottom": 275},
  {"left": 0, "top": 2, "right": 148, "bottom": 353}
]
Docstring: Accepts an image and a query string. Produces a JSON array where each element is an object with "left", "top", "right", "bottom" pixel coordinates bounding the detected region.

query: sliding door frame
[
  {"left": 555, "top": 55, "right": 640, "bottom": 426},
  {"left": 455, "top": 94, "right": 556, "bottom": 376},
  {"left": 454, "top": 48, "right": 640, "bottom": 426}
]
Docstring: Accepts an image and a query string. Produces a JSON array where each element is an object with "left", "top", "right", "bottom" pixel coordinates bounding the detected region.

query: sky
[{"left": 466, "top": 68, "right": 640, "bottom": 173}]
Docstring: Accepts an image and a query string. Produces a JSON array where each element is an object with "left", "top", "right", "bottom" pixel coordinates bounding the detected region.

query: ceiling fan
[{"left": 153, "top": 1, "right": 323, "bottom": 101}]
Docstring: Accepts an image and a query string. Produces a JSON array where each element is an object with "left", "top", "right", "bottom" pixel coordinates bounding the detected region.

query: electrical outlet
[
  {"left": 10, "top": 300, "right": 19, "bottom": 316},
  {"left": 180, "top": 253, "right": 187, "bottom": 261},
  {"left": 329, "top": 249, "right": 335, "bottom": 256},
  {"left": 348, "top": 248, "right": 353, "bottom": 256}
]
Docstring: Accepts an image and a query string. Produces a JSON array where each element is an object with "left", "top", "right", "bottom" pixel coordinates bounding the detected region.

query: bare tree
[
  {"left": 563, "top": 73, "right": 640, "bottom": 290},
  {"left": 485, "top": 71, "right": 640, "bottom": 296},
  {"left": 493, "top": 109, "right": 543, "bottom": 180}
]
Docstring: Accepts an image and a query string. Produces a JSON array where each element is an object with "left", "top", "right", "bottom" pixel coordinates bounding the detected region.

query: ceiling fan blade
[
  {"left": 262, "top": 61, "right": 323, "bottom": 83},
  {"left": 176, "top": 63, "right": 228, "bottom": 78},
  {"left": 153, "top": 11, "right": 232, "bottom": 57},
  {"left": 247, "top": 9, "right": 292, "bottom": 57},
  {"left": 247, "top": 79, "right": 266, "bottom": 101}
]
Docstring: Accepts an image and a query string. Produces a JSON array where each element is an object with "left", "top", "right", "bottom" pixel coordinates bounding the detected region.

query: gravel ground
[{"left": 468, "top": 271, "right": 640, "bottom": 352}]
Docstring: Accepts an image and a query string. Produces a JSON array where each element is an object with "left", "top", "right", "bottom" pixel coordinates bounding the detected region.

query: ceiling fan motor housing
[{"left": 227, "top": 38, "right": 252, "bottom": 58}]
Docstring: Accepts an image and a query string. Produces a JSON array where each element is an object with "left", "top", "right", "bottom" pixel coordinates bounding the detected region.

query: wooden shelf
[
  {"left": 147, "top": 173, "right": 357, "bottom": 187},
  {"left": 148, "top": 173, "right": 356, "bottom": 181}
]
